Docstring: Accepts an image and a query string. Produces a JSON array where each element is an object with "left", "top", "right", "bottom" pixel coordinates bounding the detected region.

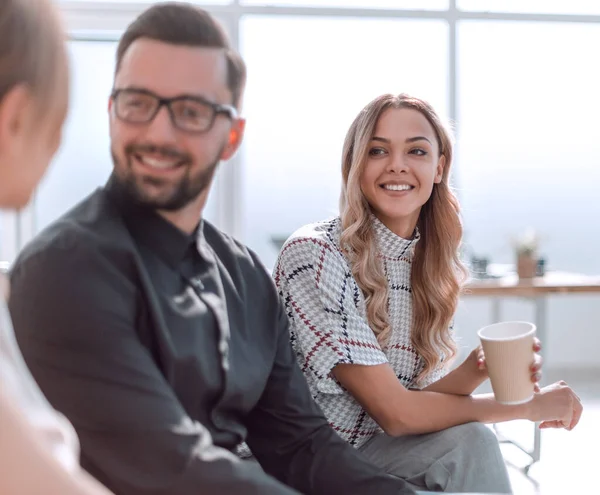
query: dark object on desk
[
  {"left": 470, "top": 256, "right": 489, "bottom": 279},
  {"left": 536, "top": 257, "right": 546, "bottom": 277}
]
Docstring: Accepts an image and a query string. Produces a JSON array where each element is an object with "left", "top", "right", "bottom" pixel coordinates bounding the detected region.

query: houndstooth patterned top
[{"left": 274, "top": 216, "right": 449, "bottom": 449}]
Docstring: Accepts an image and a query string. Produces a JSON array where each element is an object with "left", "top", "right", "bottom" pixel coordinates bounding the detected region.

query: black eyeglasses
[{"left": 111, "top": 88, "right": 238, "bottom": 134}]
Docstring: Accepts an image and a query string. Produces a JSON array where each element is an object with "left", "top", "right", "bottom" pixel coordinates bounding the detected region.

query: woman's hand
[
  {"left": 473, "top": 338, "right": 543, "bottom": 384},
  {"left": 525, "top": 381, "right": 583, "bottom": 430}
]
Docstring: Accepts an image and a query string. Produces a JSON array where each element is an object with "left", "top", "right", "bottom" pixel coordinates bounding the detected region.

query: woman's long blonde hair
[{"left": 339, "top": 93, "right": 468, "bottom": 383}]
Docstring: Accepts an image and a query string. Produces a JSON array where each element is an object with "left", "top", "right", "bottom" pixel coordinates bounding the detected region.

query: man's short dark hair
[{"left": 116, "top": 2, "right": 246, "bottom": 108}]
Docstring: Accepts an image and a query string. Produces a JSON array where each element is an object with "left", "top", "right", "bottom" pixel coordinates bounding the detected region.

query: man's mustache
[{"left": 126, "top": 144, "right": 190, "bottom": 162}]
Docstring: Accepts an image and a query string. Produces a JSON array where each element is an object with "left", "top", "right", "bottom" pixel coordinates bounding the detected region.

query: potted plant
[{"left": 513, "top": 229, "right": 539, "bottom": 279}]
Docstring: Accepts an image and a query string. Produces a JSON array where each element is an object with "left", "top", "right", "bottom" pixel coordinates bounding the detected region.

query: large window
[{"left": 6, "top": 2, "right": 600, "bottom": 283}]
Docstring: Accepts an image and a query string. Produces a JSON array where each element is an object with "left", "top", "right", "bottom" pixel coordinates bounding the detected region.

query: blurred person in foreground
[{"left": 0, "top": 0, "right": 113, "bottom": 493}]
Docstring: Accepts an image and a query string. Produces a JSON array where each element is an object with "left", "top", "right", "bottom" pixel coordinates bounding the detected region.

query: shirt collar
[
  {"left": 371, "top": 214, "right": 420, "bottom": 259},
  {"left": 104, "top": 173, "right": 203, "bottom": 269}
]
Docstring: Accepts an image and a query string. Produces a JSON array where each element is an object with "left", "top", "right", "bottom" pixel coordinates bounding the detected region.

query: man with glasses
[{"left": 8, "top": 4, "right": 415, "bottom": 495}]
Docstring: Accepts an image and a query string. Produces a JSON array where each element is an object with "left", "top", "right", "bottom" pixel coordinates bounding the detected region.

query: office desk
[{"left": 463, "top": 271, "right": 600, "bottom": 474}]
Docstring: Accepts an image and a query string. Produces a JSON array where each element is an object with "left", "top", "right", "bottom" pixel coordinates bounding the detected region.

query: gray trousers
[{"left": 358, "top": 422, "right": 512, "bottom": 494}]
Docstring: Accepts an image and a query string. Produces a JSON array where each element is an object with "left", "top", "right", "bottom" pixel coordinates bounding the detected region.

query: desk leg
[
  {"left": 492, "top": 296, "right": 546, "bottom": 477},
  {"left": 530, "top": 295, "right": 547, "bottom": 467},
  {"left": 491, "top": 298, "right": 502, "bottom": 323}
]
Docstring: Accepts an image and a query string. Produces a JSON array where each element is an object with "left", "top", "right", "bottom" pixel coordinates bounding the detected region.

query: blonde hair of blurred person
[{"left": 0, "top": 1, "right": 112, "bottom": 493}]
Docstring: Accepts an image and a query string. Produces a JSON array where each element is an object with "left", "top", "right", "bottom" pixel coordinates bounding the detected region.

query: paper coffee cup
[{"left": 478, "top": 321, "right": 536, "bottom": 405}]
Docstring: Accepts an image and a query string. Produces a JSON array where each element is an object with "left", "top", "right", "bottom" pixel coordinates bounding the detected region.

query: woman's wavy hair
[{"left": 339, "top": 93, "right": 468, "bottom": 383}]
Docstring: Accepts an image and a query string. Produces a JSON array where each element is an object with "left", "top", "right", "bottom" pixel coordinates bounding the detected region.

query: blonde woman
[
  {"left": 275, "top": 93, "right": 583, "bottom": 494},
  {"left": 0, "top": 0, "right": 112, "bottom": 493}
]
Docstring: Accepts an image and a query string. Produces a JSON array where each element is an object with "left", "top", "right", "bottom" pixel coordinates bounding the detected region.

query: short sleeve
[{"left": 275, "top": 234, "right": 388, "bottom": 395}]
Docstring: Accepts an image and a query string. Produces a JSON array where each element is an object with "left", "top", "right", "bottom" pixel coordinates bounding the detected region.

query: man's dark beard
[{"left": 111, "top": 143, "right": 223, "bottom": 211}]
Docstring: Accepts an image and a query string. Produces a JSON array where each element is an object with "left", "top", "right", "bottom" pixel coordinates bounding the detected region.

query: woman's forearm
[
  {"left": 387, "top": 391, "right": 528, "bottom": 436},
  {"left": 422, "top": 353, "right": 487, "bottom": 396}
]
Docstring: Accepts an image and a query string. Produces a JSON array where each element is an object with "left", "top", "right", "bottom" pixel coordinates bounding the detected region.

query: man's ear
[
  {"left": 434, "top": 154, "right": 446, "bottom": 184},
  {"left": 0, "top": 84, "right": 34, "bottom": 164},
  {"left": 221, "top": 118, "right": 246, "bottom": 161}
]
